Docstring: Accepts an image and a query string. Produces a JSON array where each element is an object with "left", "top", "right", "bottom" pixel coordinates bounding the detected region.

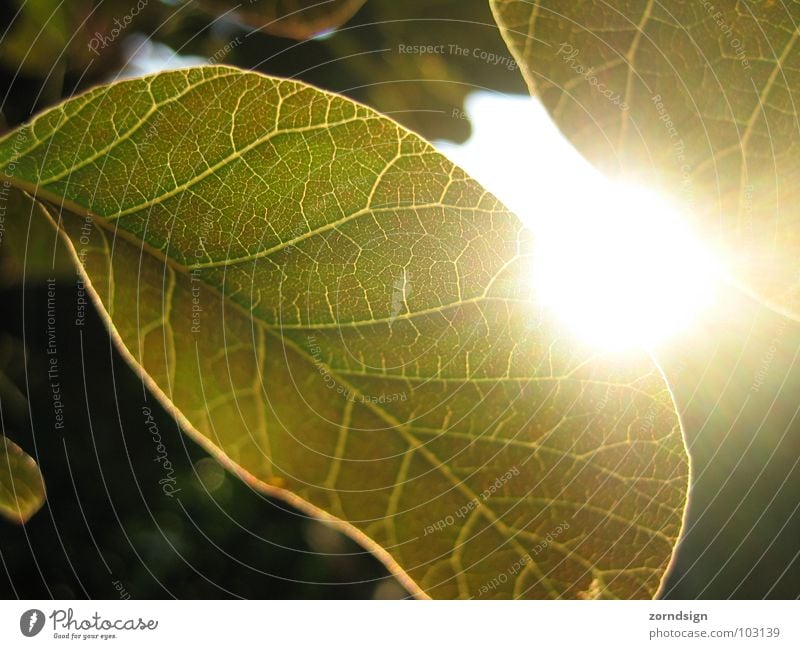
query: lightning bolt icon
[{"left": 28, "top": 611, "right": 38, "bottom": 632}]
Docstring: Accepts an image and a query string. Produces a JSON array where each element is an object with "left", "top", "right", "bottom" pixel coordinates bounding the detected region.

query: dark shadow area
[
  {"left": 660, "top": 288, "right": 800, "bottom": 598},
  {"left": 0, "top": 280, "right": 407, "bottom": 599}
]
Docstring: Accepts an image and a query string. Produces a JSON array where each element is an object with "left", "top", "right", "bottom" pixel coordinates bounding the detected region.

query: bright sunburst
[
  {"left": 530, "top": 181, "right": 718, "bottom": 351},
  {"left": 438, "top": 93, "right": 723, "bottom": 352}
]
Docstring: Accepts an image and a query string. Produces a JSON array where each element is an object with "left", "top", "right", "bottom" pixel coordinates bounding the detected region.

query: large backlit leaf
[
  {"left": 194, "top": 0, "right": 366, "bottom": 39},
  {"left": 0, "top": 435, "right": 45, "bottom": 523},
  {"left": 0, "top": 66, "right": 687, "bottom": 598},
  {"left": 491, "top": 0, "right": 800, "bottom": 318}
]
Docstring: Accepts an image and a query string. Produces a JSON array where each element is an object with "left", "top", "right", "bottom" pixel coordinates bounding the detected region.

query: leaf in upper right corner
[
  {"left": 491, "top": 0, "right": 800, "bottom": 319},
  {"left": 0, "top": 435, "right": 45, "bottom": 523}
]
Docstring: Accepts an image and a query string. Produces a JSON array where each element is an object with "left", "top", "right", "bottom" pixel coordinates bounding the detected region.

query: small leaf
[
  {"left": 491, "top": 0, "right": 800, "bottom": 318},
  {"left": 194, "top": 0, "right": 366, "bottom": 39},
  {"left": 0, "top": 435, "right": 45, "bottom": 523},
  {"left": 0, "top": 66, "right": 687, "bottom": 598}
]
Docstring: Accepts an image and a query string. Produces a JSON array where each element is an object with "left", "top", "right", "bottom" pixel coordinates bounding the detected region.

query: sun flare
[
  {"left": 529, "top": 181, "right": 719, "bottom": 352},
  {"left": 437, "top": 93, "right": 723, "bottom": 353}
]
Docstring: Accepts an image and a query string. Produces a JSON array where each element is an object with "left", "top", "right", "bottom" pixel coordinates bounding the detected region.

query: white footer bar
[{"left": 0, "top": 600, "right": 796, "bottom": 647}]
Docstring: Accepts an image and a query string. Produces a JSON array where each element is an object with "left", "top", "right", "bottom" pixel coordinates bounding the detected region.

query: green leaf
[
  {"left": 0, "top": 66, "right": 687, "bottom": 598},
  {"left": 0, "top": 435, "right": 45, "bottom": 523},
  {"left": 194, "top": 0, "right": 366, "bottom": 39},
  {"left": 491, "top": 0, "right": 800, "bottom": 318}
]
